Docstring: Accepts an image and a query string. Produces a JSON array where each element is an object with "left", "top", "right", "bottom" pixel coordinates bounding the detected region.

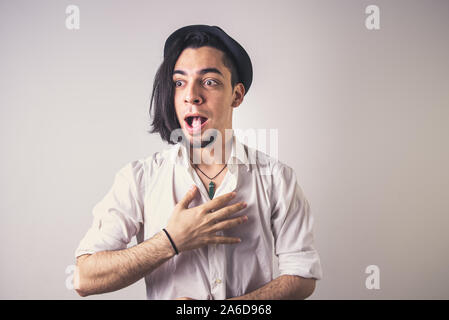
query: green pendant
[{"left": 208, "top": 181, "right": 215, "bottom": 199}]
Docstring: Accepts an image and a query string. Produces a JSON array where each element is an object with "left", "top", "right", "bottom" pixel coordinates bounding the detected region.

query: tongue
[{"left": 191, "top": 117, "right": 202, "bottom": 129}]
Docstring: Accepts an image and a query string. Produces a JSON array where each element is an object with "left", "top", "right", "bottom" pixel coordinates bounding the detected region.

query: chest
[
  {"left": 193, "top": 166, "right": 228, "bottom": 199},
  {"left": 141, "top": 163, "right": 272, "bottom": 241}
]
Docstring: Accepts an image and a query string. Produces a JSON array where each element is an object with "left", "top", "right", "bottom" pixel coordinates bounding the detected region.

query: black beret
[{"left": 164, "top": 24, "right": 253, "bottom": 95}]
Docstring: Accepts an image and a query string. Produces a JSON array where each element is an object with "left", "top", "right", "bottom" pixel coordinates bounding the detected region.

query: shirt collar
[{"left": 171, "top": 131, "right": 251, "bottom": 171}]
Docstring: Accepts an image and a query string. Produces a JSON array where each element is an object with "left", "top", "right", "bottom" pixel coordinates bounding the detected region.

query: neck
[{"left": 189, "top": 133, "right": 233, "bottom": 169}]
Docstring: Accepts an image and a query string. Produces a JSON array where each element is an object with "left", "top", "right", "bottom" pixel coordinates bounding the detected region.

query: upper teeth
[{"left": 187, "top": 116, "right": 205, "bottom": 122}]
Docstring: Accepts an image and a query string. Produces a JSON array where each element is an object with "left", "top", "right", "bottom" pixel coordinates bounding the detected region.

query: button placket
[{"left": 208, "top": 243, "right": 226, "bottom": 299}]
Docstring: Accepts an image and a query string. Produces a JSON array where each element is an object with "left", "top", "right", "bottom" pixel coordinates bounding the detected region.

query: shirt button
[{"left": 215, "top": 279, "right": 222, "bottom": 284}]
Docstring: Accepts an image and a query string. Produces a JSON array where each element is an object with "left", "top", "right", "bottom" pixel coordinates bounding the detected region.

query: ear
[{"left": 231, "top": 83, "right": 245, "bottom": 108}]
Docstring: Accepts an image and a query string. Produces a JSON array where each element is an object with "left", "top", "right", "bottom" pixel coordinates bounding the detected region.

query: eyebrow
[{"left": 173, "top": 67, "right": 224, "bottom": 77}]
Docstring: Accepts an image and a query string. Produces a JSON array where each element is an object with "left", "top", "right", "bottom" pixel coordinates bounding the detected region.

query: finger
[
  {"left": 211, "top": 201, "right": 247, "bottom": 221},
  {"left": 201, "top": 191, "right": 236, "bottom": 213},
  {"left": 207, "top": 236, "right": 242, "bottom": 245},
  {"left": 210, "top": 215, "right": 248, "bottom": 233},
  {"left": 177, "top": 185, "right": 198, "bottom": 209}
]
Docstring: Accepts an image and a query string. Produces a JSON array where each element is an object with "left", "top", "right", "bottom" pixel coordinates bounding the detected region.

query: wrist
[
  {"left": 142, "top": 231, "right": 177, "bottom": 260},
  {"left": 162, "top": 228, "right": 179, "bottom": 255},
  {"left": 164, "top": 226, "right": 186, "bottom": 253}
]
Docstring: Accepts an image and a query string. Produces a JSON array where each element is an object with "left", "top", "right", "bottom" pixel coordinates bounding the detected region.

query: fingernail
[
  {"left": 231, "top": 192, "right": 236, "bottom": 198},
  {"left": 243, "top": 216, "right": 248, "bottom": 221},
  {"left": 190, "top": 185, "right": 196, "bottom": 191},
  {"left": 242, "top": 202, "right": 247, "bottom": 208}
]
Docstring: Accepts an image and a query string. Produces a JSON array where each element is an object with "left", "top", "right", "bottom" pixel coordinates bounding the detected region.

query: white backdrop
[{"left": 1, "top": 0, "right": 448, "bottom": 299}]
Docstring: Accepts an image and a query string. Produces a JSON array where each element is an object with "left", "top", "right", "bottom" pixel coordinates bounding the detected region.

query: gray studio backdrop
[{"left": 1, "top": 0, "right": 448, "bottom": 299}]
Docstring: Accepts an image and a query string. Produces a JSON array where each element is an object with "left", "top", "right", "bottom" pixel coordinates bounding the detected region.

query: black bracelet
[{"left": 162, "top": 228, "right": 179, "bottom": 255}]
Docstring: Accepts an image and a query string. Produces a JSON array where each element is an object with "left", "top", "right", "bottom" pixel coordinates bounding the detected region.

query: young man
[{"left": 74, "top": 25, "right": 322, "bottom": 300}]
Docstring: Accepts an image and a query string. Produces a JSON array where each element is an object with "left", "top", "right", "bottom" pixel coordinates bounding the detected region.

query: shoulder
[
  {"left": 244, "top": 143, "right": 293, "bottom": 177},
  {"left": 115, "top": 144, "right": 177, "bottom": 187}
]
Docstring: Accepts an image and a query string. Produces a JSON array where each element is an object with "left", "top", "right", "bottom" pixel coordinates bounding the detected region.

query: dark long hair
[{"left": 148, "top": 31, "right": 240, "bottom": 144}]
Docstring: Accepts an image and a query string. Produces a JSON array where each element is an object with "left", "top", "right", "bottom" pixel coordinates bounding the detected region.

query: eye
[
  {"left": 204, "top": 79, "right": 218, "bottom": 86},
  {"left": 174, "top": 80, "right": 183, "bottom": 87}
]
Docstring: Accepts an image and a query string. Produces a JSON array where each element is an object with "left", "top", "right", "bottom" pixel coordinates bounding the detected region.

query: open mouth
[{"left": 184, "top": 116, "right": 208, "bottom": 131}]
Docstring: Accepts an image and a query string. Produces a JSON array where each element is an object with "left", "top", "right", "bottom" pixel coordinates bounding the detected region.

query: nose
[{"left": 184, "top": 82, "right": 203, "bottom": 105}]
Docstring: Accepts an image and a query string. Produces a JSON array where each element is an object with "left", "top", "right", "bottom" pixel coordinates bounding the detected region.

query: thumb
[{"left": 178, "top": 185, "right": 197, "bottom": 209}]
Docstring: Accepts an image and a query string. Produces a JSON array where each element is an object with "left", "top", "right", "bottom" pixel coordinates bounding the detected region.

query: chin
[{"left": 182, "top": 128, "right": 218, "bottom": 148}]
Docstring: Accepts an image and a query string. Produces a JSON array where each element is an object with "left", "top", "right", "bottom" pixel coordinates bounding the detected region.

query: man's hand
[{"left": 165, "top": 185, "right": 248, "bottom": 253}]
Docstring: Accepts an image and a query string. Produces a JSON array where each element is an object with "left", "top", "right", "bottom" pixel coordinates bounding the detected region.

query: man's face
[{"left": 173, "top": 46, "right": 244, "bottom": 147}]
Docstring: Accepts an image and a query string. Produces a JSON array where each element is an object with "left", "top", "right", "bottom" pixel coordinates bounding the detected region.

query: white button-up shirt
[{"left": 75, "top": 134, "right": 323, "bottom": 299}]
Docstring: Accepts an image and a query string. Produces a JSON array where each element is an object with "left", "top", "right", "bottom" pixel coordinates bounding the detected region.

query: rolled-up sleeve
[
  {"left": 270, "top": 164, "right": 323, "bottom": 280},
  {"left": 75, "top": 160, "right": 145, "bottom": 258}
]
